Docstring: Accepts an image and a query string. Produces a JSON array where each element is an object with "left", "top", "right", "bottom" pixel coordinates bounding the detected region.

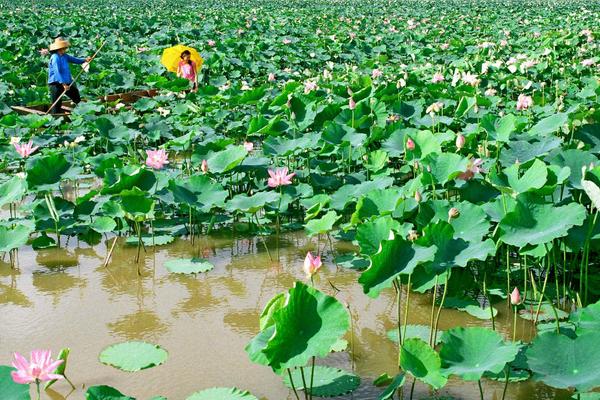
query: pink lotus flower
[
  {"left": 267, "top": 167, "right": 295, "bottom": 188},
  {"left": 303, "top": 251, "right": 322, "bottom": 278},
  {"left": 304, "top": 80, "right": 318, "bottom": 94},
  {"left": 348, "top": 97, "right": 356, "bottom": 110},
  {"left": 431, "top": 72, "right": 444, "bottom": 83},
  {"left": 500, "top": 39, "right": 508, "bottom": 47},
  {"left": 243, "top": 141, "right": 254, "bottom": 152},
  {"left": 371, "top": 68, "right": 383, "bottom": 79},
  {"left": 516, "top": 94, "right": 533, "bottom": 111},
  {"left": 282, "top": 38, "right": 292, "bottom": 45},
  {"left": 406, "top": 137, "right": 415, "bottom": 151},
  {"left": 145, "top": 149, "right": 169, "bottom": 170},
  {"left": 349, "top": 32, "right": 356, "bottom": 40},
  {"left": 414, "top": 191, "right": 422, "bottom": 203},
  {"left": 201, "top": 159, "right": 209, "bottom": 173},
  {"left": 459, "top": 158, "right": 484, "bottom": 180},
  {"left": 39, "top": 48, "right": 49, "bottom": 56},
  {"left": 11, "top": 350, "right": 64, "bottom": 384},
  {"left": 13, "top": 140, "right": 39, "bottom": 158},
  {"left": 207, "top": 40, "right": 216, "bottom": 47},
  {"left": 268, "top": 72, "right": 276, "bottom": 82},
  {"left": 461, "top": 72, "right": 480, "bottom": 86},
  {"left": 510, "top": 287, "right": 522, "bottom": 305},
  {"left": 440, "top": 43, "right": 449, "bottom": 50},
  {"left": 581, "top": 59, "right": 596, "bottom": 67},
  {"left": 456, "top": 134, "right": 465, "bottom": 150},
  {"left": 137, "top": 47, "right": 149, "bottom": 53},
  {"left": 397, "top": 78, "right": 406, "bottom": 88},
  {"left": 485, "top": 88, "right": 497, "bottom": 96}
]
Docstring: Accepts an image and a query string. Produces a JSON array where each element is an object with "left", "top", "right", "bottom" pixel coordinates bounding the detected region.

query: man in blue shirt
[{"left": 48, "top": 37, "right": 91, "bottom": 114}]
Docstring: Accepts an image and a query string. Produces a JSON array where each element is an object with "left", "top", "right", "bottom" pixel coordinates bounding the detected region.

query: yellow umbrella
[{"left": 160, "top": 44, "right": 203, "bottom": 73}]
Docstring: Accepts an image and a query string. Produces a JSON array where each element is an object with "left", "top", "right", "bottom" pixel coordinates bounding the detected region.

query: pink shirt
[{"left": 178, "top": 60, "right": 196, "bottom": 81}]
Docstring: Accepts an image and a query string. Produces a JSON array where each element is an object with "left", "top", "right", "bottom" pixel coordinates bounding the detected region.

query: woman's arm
[{"left": 65, "top": 54, "right": 86, "bottom": 65}]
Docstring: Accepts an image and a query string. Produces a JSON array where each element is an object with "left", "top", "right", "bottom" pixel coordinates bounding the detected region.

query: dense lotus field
[{"left": 2, "top": 0, "right": 600, "bottom": 398}]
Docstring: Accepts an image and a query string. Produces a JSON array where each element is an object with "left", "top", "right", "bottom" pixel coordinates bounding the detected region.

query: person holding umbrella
[{"left": 47, "top": 37, "right": 91, "bottom": 114}]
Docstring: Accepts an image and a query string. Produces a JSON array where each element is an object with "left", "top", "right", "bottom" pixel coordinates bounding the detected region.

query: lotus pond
[{"left": 1, "top": 0, "right": 600, "bottom": 399}]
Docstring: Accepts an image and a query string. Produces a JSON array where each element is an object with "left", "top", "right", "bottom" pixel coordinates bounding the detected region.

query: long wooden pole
[{"left": 46, "top": 40, "right": 107, "bottom": 115}]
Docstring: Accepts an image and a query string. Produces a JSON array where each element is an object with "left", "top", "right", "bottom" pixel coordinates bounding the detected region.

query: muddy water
[{"left": 0, "top": 232, "right": 570, "bottom": 400}]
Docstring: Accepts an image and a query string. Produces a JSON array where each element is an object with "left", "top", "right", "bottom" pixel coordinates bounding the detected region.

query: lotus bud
[
  {"left": 347, "top": 87, "right": 353, "bottom": 96},
  {"left": 414, "top": 191, "right": 422, "bottom": 203},
  {"left": 510, "top": 287, "right": 522, "bottom": 305},
  {"left": 349, "top": 97, "right": 356, "bottom": 110},
  {"left": 448, "top": 207, "right": 460, "bottom": 220},
  {"left": 291, "top": 111, "right": 296, "bottom": 120},
  {"left": 201, "top": 159, "right": 209, "bottom": 173},
  {"left": 406, "top": 137, "right": 415, "bottom": 151},
  {"left": 456, "top": 134, "right": 465, "bottom": 150}
]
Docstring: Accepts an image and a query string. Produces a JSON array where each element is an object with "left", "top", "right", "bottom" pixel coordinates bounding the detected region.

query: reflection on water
[{"left": 0, "top": 231, "right": 573, "bottom": 400}]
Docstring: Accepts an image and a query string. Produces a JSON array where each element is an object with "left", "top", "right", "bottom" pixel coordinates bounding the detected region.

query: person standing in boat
[{"left": 47, "top": 37, "right": 91, "bottom": 114}]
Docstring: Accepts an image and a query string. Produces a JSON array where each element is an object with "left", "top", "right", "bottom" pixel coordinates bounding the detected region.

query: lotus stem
[
  {"left": 533, "top": 261, "right": 551, "bottom": 324},
  {"left": 409, "top": 377, "right": 416, "bottom": 400},
  {"left": 429, "top": 275, "right": 439, "bottom": 346},
  {"left": 299, "top": 367, "right": 309, "bottom": 400},
  {"left": 309, "top": 357, "right": 316, "bottom": 400},
  {"left": 254, "top": 214, "right": 273, "bottom": 262},
  {"left": 287, "top": 369, "right": 301, "bottom": 400},
  {"left": 433, "top": 274, "right": 449, "bottom": 345},
  {"left": 103, "top": 236, "right": 118, "bottom": 268},
  {"left": 394, "top": 278, "right": 403, "bottom": 351},
  {"left": 477, "top": 379, "right": 484, "bottom": 400},
  {"left": 36, "top": 380, "right": 41, "bottom": 400},
  {"left": 501, "top": 365, "right": 511, "bottom": 400},
  {"left": 403, "top": 274, "right": 412, "bottom": 342}
]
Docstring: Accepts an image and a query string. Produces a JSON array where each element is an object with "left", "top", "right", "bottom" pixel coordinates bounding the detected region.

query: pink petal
[{"left": 11, "top": 371, "right": 34, "bottom": 384}]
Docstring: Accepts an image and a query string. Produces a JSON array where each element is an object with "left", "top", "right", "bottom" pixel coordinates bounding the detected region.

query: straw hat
[{"left": 49, "top": 37, "right": 70, "bottom": 51}]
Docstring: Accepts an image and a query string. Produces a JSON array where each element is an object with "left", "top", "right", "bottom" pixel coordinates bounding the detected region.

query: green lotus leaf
[
  {"left": 574, "top": 394, "right": 600, "bottom": 400},
  {"left": 518, "top": 303, "right": 568, "bottom": 322},
  {"left": 500, "top": 137, "right": 562, "bottom": 167},
  {"left": 0, "top": 365, "right": 29, "bottom": 400},
  {"left": 378, "top": 373, "right": 405, "bottom": 400},
  {"left": 527, "top": 332, "right": 600, "bottom": 392},
  {"left": 422, "top": 152, "right": 469, "bottom": 185},
  {"left": 101, "top": 166, "right": 157, "bottom": 195},
  {"left": 355, "top": 215, "right": 410, "bottom": 256},
  {"left": 125, "top": 234, "right": 174, "bottom": 247},
  {"left": 283, "top": 366, "right": 360, "bottom": 397},
  {"left": 206, "top": 145, "right": 248, "bottom": 174},
  {"left": 245, "top": 325, "right": 275, "bottom": 368},
  {"left": 462, "top": 305, "right": 498, "bottom": 320},
  {"left": 262, "top": 282, "right": 349, "bottom": 370},
  {"left": 400, "top": 338, "right": 448, "bottom": 389},
  {"left": 359, "top": 235, "right": 437, "bottom": 298},
  {"left": 182, "top": 175, "right": 229, "bottom": 212},
  {"left": 119, "top": 188, "right": 155, "bottom": 222},
  {"left": 86, "top": 385, "right": 134, "bottom": 400},
  {"left": 504, "top": 159, "right": 548, "bottom": 194},
  {"left": 440, "top": 327, "right": 519, "bottom": 381},
  {"left": 528, "top": 113, "right": 568, "bottom": 136},
  {"left": 0, "top": 225, "right": 33, "bottom": 253},
  {"left": 186, "top": 388, "right": 258, "bottom": 400},
  {"left": 570, "top": 300, "right": 600, "bottom": 335},
  {"left": 226, "top": 192, "right": 280, "bottom": 214},
  {"left": 351, "top": 188, "right": 402, "bottom": 224},
  {"left": 99, "top": 341, "right": 168, "bottom": 372},
  {"left": 405, "top": 130, "right": 441, "bottom": 160},
  {"left": 428, "top": 201, "right": 491, "bottom": 242},
  {"left": 91, "top": 216, "right": 117, "bottom": 233},
  {"left": 330, "top": 177, "right": 394, "bottom": 210},
  {"left": 164, "top": 258, "right": 214, "bottom": 274},
  {"left": 550, "top": 149, "right": 598, "bottom": 190},
  {"left": 305, "top": 210, "right": 340, "bottom": 237},
  {"left": 0, "top": 176, "right": 27, "bottom": 208},
  {"left": 26, "top": 153, "right": 72, "bottom": 190},
  {"left": 499, "top": 195, "right": 586, "bottom": 247}
]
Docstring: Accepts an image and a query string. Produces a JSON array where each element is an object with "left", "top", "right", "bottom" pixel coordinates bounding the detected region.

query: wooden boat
[{"left": 10, "top": 89, "right": 159, "bottom": 117}]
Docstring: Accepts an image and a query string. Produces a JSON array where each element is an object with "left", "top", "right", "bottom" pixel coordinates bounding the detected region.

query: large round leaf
[
  {"left": 570, "top": 299, "right": 600, "bottom": 335},
  {"left": 185, "top": 387, "right": 258, "bottom": 400},
  {"left": 26, "top": 153, "right": 72, "bottom": 190},
  {"left": 86, "top": 385, "right": 134, "bottom": 400},
  {"left": 358, "top": 235, "right": 436, "bottom": 298},
  {"left": 440, "top": 327, "right": 519, "bottom": 381},
  {"left": 0, "top": 225, "right": 33, "bottom": 253},
  {"left": 0, "top": 176, "right": 27, "bottom": 208},
  {"left": 283, "top": 366, "right": 360, "bottom": 397},
  {"left": 164, "top": 258, "right": 214, "bottom": 274},
  {"left": 499, "top": 195, "right": 586, "bottom": 247},
  {"left": 0, "top": 366, "right": 29, "bottom": 400},
  {"left": 305, "top": 211, "right": 340, "bottom": 237},
  {"left": 263, "top": 282, "right": 349, "bottom": 370},
  {"left": 400, "top": 338, "right": 447, "bottom": 389},
  {"left": 226, "top": 192, "right": 279, "bottom": 214},
  {"left": 527, "top": 332, "right": 600, "bottom": 392},
  {"left": 99, "top": 341, "right": 168, "bottom": 372},
  {"left": 206, "top": 145, "right": 248, "bottom": 173}
]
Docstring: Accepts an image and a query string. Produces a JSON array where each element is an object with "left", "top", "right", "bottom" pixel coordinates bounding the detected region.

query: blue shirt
[{"left": 48, "top": 53, "right": 85, "bottom": 84}]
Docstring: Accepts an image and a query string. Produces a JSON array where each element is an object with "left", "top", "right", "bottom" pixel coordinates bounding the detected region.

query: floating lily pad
[
  {"left": 164, "top": 258, "right": 214, "bottom": 274},
  {"left": 283, "top": 366, "right": 360, "bottom": 397},
  {"left": 86, "top": 385, "right": 134, "bottom": 400},
  {"left": 0, "top": 366, "right": 29, "bottom": 400},
  {"left": 186, "top": 387, "right": 258, "bottom": 400},
  {"left": 99, "top": 341, "right": 168, "bottom": 372},
  {"left": 125, "top": 234, "right": 174, "bottom": 247}
]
